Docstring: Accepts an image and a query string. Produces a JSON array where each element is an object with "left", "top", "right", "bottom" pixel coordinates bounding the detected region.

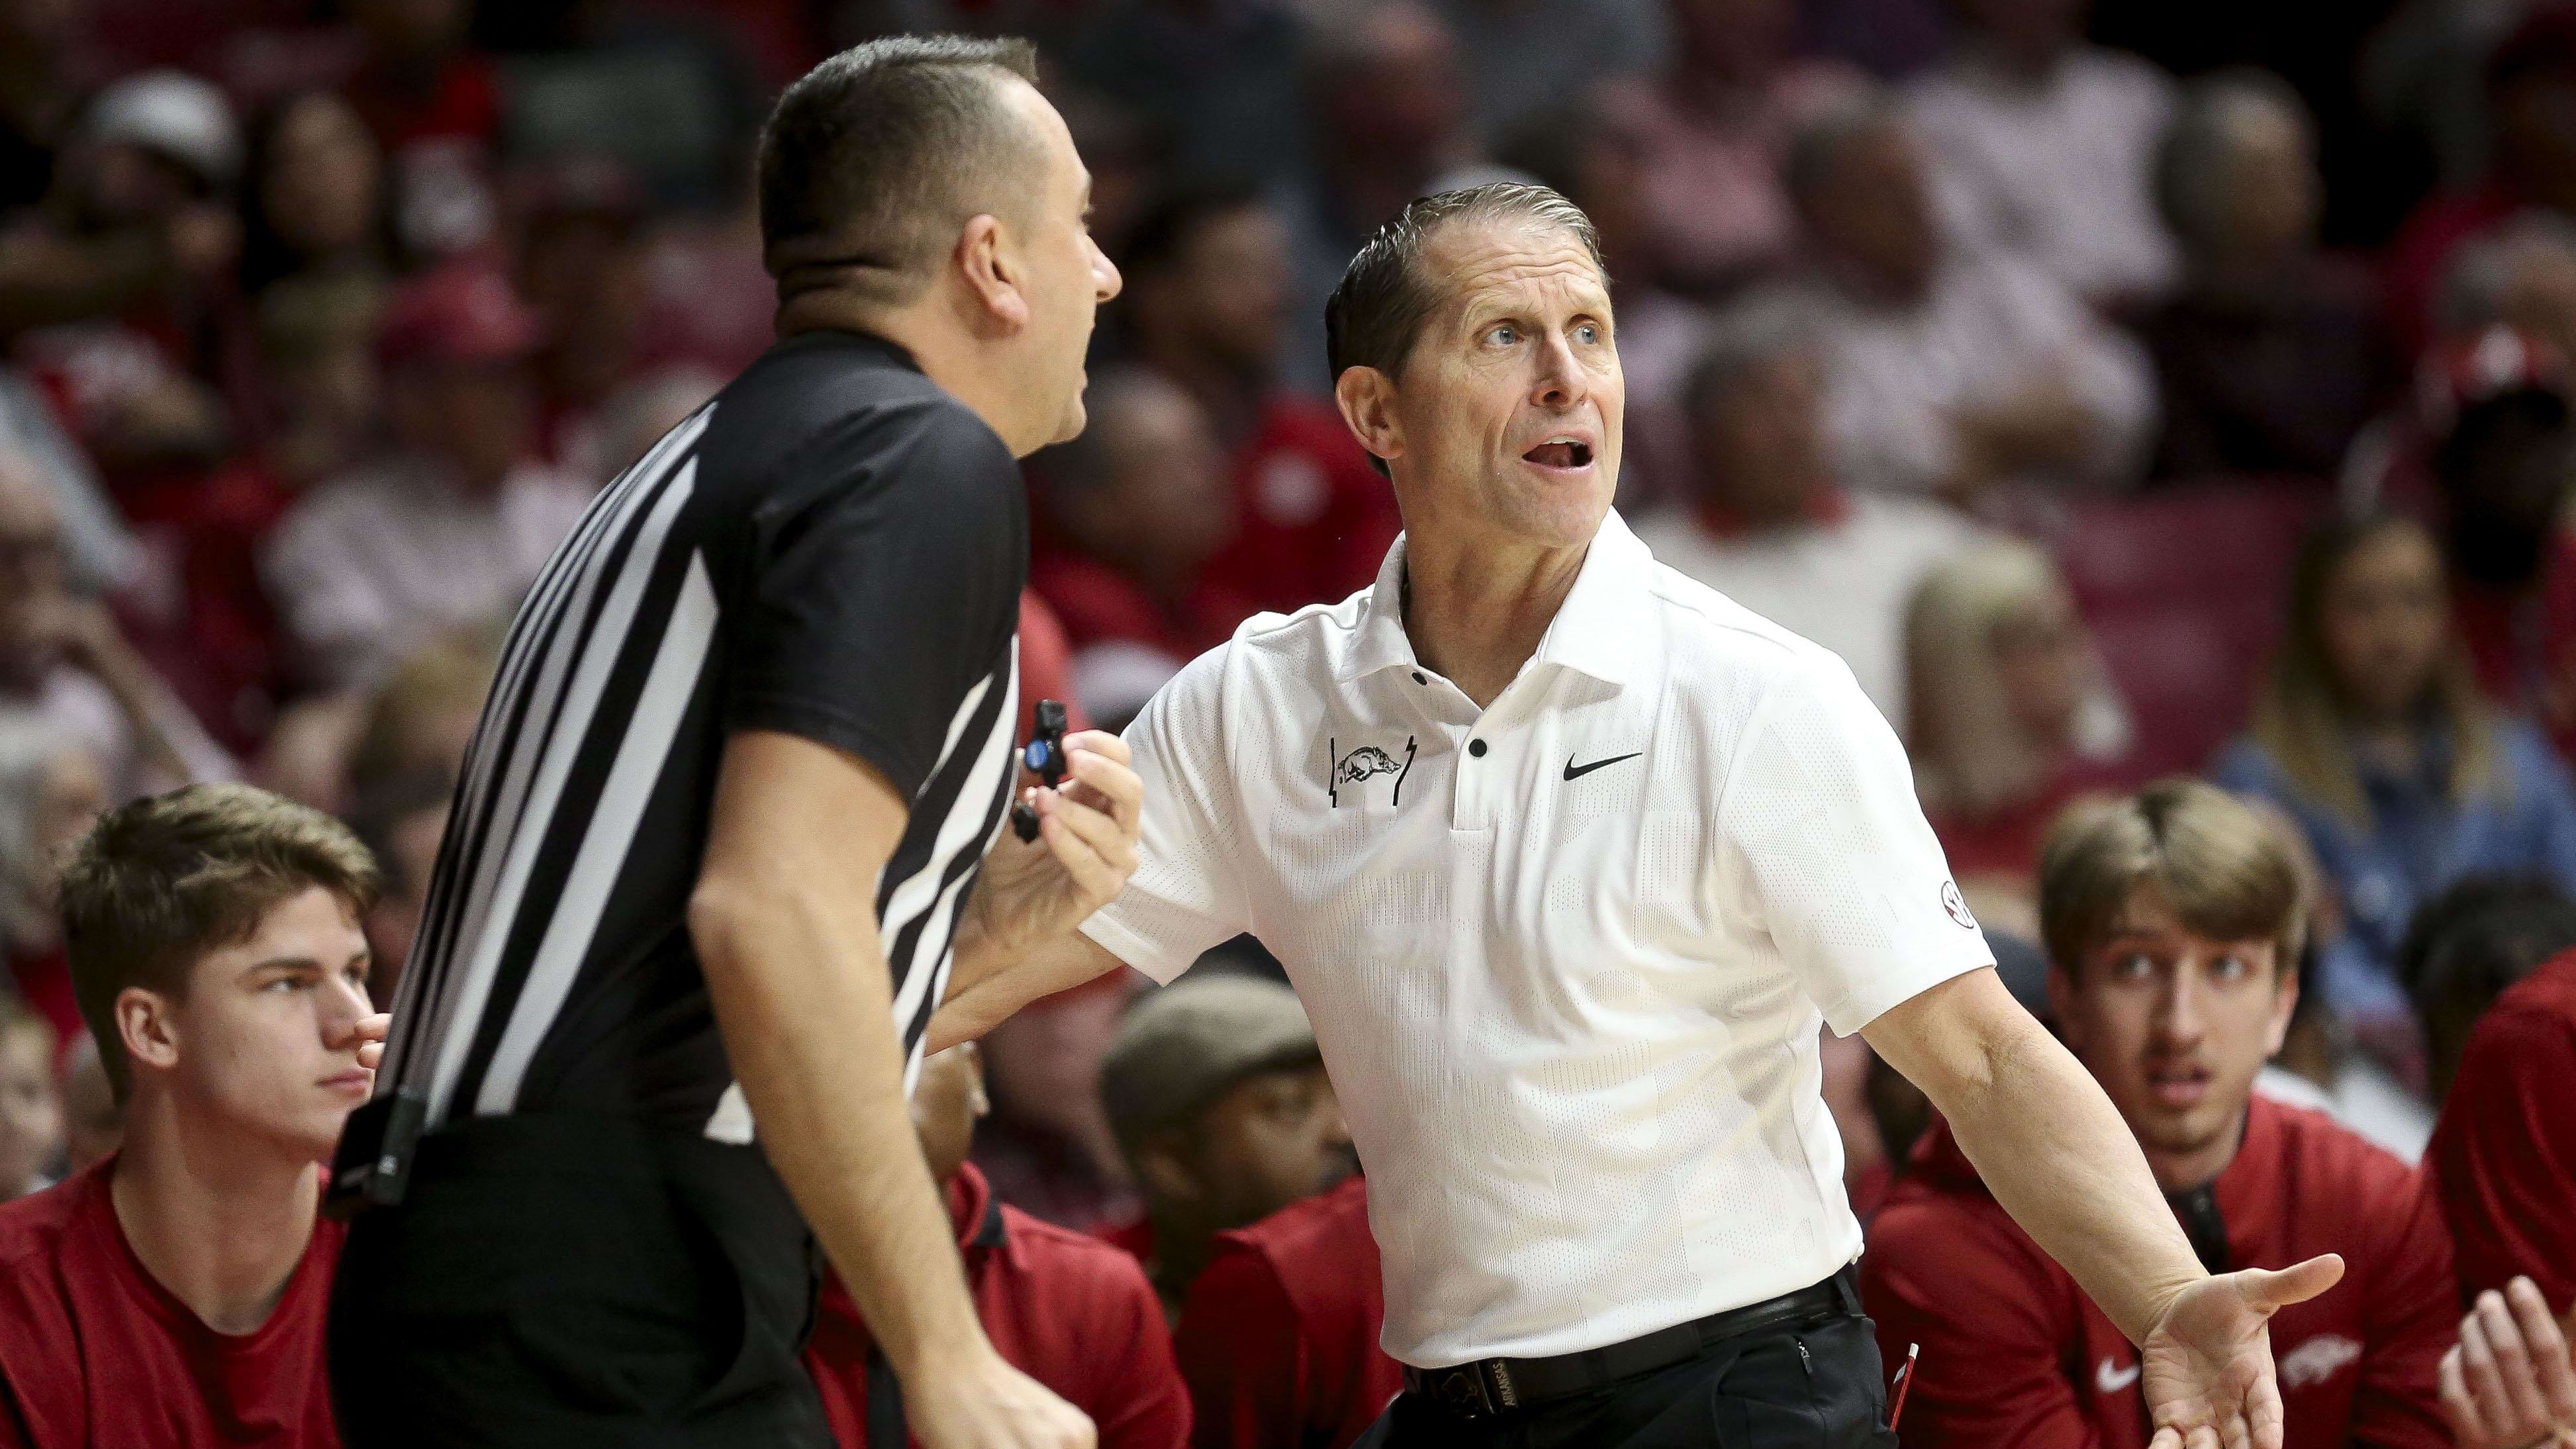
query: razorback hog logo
[{"left": 1335, "top": 746, "right": 1403, "bottom": 786}]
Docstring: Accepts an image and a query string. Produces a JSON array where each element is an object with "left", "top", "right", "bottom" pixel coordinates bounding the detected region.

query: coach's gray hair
[
  {"left": 2438, "top": 211, "right": 2576, "bottom": 337},
  {"left": 756, "top": 35, "right": 1043, "bottom": 310},
  {"left": 2155, "top": 68, "right": 2313, "bottom": 252}
]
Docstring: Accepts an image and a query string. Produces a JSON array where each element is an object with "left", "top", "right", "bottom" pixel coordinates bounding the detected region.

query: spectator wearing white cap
[{"left": 1095, "top": 975, "right": 1355, "bottom": 1324}]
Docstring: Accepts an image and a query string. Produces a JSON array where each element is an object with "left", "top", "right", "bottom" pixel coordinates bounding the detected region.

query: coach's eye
[
  {"left": 1484, "top": 324, "right": 1519, "bottom": 346},
  {"left": 1575, "top": 323, "right": 1602, "bottom": 345}
]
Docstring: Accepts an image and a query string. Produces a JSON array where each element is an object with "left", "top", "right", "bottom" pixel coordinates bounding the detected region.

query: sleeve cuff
[
  {"left": 1078, "top": 910, "right": 1198, "bottom": 985},
  {"left": 726, "top": 695, "right": 928, "bottom": 802},
  {"left": 1821, "top": 941, "right": 1998, "bottom": 1038}
]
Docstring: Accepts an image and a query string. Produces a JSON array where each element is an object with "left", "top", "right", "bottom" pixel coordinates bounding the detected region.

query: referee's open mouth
[{"left": 1520, "top": 434, "right": 1596, "bottom": 472}]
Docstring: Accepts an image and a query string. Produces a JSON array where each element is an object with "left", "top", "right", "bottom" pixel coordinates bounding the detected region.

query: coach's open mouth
[{"left": 1522, "top": 438, "right": 1594, "bottom": 470}]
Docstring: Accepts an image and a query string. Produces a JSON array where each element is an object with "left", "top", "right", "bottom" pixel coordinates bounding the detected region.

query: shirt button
[
  {"left": 1468, "top": 739, "right": 1487, "bottom": 758},
  {"left": 1412, "top": 671, "right": 1427, "bottom": 685}
]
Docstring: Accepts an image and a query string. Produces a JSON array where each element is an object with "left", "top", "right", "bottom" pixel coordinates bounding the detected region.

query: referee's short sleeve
[
  {"left": 1716, "top": 654, "right": 1994, "bottom": 1035},
  {"left": 1079, "top": 646, "right": 1253, "bottom": 983},
  {"left": 722, "top": 405, "right": 1025, "bottom": 800}
]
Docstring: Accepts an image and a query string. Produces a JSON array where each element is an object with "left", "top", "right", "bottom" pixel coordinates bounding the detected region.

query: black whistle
[{"left": 1010, "top": 699, "right": 1069, "bottom": 842}]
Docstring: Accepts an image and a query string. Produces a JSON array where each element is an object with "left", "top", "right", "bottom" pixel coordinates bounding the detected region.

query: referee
[
  {"left": 932, "top": 184, "right": 2342, "bottom": 1449},
  {"left": 327, "top": 38, "right": 1139, "bottom": 1449}
]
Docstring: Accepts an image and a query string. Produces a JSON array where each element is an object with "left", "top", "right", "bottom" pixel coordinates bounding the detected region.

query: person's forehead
[
  {"left": 1423, "top": 220, "right": 1607, "bottom": 316},
  {"left": 999, "top": 76, "right": 1084, "bottom": 196}
]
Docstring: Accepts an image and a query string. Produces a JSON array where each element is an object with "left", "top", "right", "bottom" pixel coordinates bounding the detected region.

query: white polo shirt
[{"left": 1080, "top": 509, "right": 1993, "bottom": 1368}]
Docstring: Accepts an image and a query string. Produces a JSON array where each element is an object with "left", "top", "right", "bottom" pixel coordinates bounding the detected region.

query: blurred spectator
[
  {"left": 1867, "top": 780, "right": 2457, "bottom": 1449},
  {"left": 1496, "top": 93, "right": 1708, "bottom": 509},
  {"left": 1063, "top": 0, "right": 1311, "bottom": 193},
  {"left": 804, "top": 1044, "right": 1191, "bottom": 1449},
  {"left": 342, "top": 0, "right": 499, "bottom": 259},
  {"left": 1593, "top": 0, "right": 1863, "bottom": 295},
  {"left": 1275, "top": 2, "right": 1488, "bottom": 395},
  {"left": 1795, "top": 0, "right": 1950, "bottom": 81},
  {"left": 2387, "top": 4, "right": 2576, "bottom": 355},
  {"left": 1903, "top": 0, "right": 2178, "bottom": 311},
  {"left": 2395, "top": 873, "right": 2576, "bottom": 1102},
  {"left": 1174, "top": 1174, "right": 1398, "bottom": 1449},
  {"left": 1776, "top": 97, "right": 2158, "bottom": 501},
  {"left": 1436, "top": 0, "right": 1666, "bottom": 148},
  {"left": 1116, "top": 182, "right": 1399, "bottom": 614},
  {"left": 263, "top": 623, "right": 489, "bottom": 824},
  {"left": 2435, "top": 213, "right": 2576, "bottom": 371},
  {"left": 1633, "top": 300, "right": 1985, "bottom": 726},
  {"left": 0, "top": 722, "right": 105, "bottom": 1051},
  {"left": 973, "top": 971, "right": 1144, "bottom": 1234},
  {"left": 15, "top": 71, "right": 244, "bottom": 481},
  {"left": 56, "top": 1032, "right": 113, "bottom": 1173},
  {"left": 348, "top": 764, "right": 446, "bottom": 1013},
  {"left": 1905, "top": 538, "right": 2135, "bottom": 929},
  {"left": 590, "top": 364, "right": 722, "bottom": 486},
  {"left": 1032, "top": 368, "right": 1247, "bottom": 731},
  {"left": 0, "top": 785, "right": 373, "bottom": 1449},
  {"left": 511, "top": 158, "right": 656, "bottom": 483},
  {"left": 2424, "top": 936, "right": 2576, "bottom": 1312},
  {"left": 0, "top": 999, "right": 53, "bottom": 1199},
  {"left": 2144, "top": 71, "right": 2395, "bottom": 481},
  {"left": 2216, "top": 515, "right": 2576, "bottom": 1036},
  {"left": 238, "top": 90, "right": 393, "bottom": 299},
  {"left": 1096, "top": 975, "right": 1354, "bottom": 1323},
  {"left": 2254, "top": 946, "right": 2438, "bottom": 1164},
  {"left": 260, "top": 263, "right": 587, "bottom": 693},
  {"left": 0, "top": 451, "right": 229, "bottom": 798}
]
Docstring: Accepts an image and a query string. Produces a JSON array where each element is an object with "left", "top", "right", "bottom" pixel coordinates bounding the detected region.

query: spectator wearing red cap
[
  {"left": 2426, "top": 944, "right": 2576, "bottom": 1315},
  {"left": 339, "top": 0, "right": 501, "bottom": 260},
  {"left": 1173, "top": 1174, "right": 1400, "bottom": 1449},
  {"left": 1865, "top": 781, "right": 2457, "bottom": 1449},
  {"left": 1115, "top": 183, "right": 1399, "bottom": 620},
  {"left": 260, "top": 262, "right": 589, "bottom": 694},
  {"left": 509, "top": 158, "right": 658, "bottom": 487},
  {"left": 804, "top": 1043, "right": 1189, "bottom": 1449}
]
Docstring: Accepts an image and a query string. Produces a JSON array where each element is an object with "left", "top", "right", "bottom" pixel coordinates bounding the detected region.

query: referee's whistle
[{"left": 1009, "top": 699, "right": 1071, "bottom": 842}]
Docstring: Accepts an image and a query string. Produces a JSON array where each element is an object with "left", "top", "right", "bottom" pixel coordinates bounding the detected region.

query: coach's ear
[
  {"left": 953, "top": 213, "right": 1028, "bottom": 336},
  {"left": 1334, "top": 366, "right": 1403, "bottom": 477}
]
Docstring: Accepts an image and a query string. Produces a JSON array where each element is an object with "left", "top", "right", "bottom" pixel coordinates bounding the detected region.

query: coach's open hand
[
  {"left": 2141, "top": 1256, "right": 2345, "bottom": 1449},
  {"left": 965, "top": 730, "right": 1142, "bottom": 961}
]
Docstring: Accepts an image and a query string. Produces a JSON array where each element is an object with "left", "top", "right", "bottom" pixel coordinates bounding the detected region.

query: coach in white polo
[{"left": 935, "top": 183, "right": 2341, "bottom": 1449}]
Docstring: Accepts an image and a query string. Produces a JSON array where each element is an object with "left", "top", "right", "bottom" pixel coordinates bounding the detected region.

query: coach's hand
[
  {"left": 910, "top": 1346, "right": 1096, "bottom": 1449},
  {"left": 967, "top": 730, "right": 1142, "bottom": 960},
  {"left": 2140, "top": 1256, "right": 2344, "bottom": 1449}
]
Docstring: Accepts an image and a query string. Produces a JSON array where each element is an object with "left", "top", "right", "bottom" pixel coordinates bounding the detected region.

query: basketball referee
[
  {"left": 931, "top": 184, "right": 2343, "bottom": 1449},
  {"left": 326, "top": 39, "right": 1137, "bottom": 1449}
]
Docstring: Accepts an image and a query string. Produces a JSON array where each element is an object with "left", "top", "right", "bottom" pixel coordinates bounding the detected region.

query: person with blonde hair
[
  {"left": 2215, "top": 513, "right": 2576, "bottom": 1036},
  {"left": 1905, "top": 537, "right": 2134, "bottom": 926}
]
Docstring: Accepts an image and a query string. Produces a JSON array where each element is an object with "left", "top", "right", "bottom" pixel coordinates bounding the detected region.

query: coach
[
  {"left": 329, "top": 38, "right": 1137, "bottom": 1449},
  {"left": 932, "top": 183, "right": 2341, "bottom": 1449}
]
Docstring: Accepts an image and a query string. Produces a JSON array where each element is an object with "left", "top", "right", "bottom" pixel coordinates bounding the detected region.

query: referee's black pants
[
  {"left": 1357, "top": 1307, "right": 1899, "bottom": 1449},
  {"left": 327, "top": 1114, "right": 834, "bottom": 1449}
]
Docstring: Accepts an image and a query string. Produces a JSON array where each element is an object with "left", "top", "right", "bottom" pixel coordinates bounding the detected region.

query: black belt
[{"left": 1400, "top": 1264, "right": 1864, "bottom": 1418}]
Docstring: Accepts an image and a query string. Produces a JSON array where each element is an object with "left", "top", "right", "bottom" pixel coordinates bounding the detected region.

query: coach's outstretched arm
[
  {"left": 1865, "top": 968, "right": 2344, "bottom": 1449},
  {"left": 692, "top": 730, "right": 1133, "bottom": 1449}
]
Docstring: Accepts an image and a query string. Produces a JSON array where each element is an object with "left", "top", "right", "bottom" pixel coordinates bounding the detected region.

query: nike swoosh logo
[
  {"left": 1562, "top": 752, "right": 1642, "bottom": 781},
  {"left": 2095, "top": 1358, "right": 2141, "bottom": 1394}
]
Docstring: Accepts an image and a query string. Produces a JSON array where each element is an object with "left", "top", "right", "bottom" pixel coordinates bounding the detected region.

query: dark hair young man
[
  {"left": 1866, "top": 781, "right": 2456, "bottom": 1449},
  {"left": 0, "top": 783, "right": 388, "bottom": 1448}
]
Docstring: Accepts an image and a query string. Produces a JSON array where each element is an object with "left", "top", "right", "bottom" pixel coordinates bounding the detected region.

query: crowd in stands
[{"left": 0, "top": 0, "right": 2569, "bottom": 1445}]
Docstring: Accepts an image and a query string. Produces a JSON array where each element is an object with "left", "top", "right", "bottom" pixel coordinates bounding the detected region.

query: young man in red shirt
[
  {"left": 1174, "top": 1172, "right": 1400, "bottom": 1449},
  {"left": 1865, "top": 780, "right": 2457, "bottom": 1449},
  {"left": 0, "top": 783, "right": 389, "bottom": 1448},
  {"left": 2426, "top": 942, "right": 2576, "bottom": 1315},
  {"left": 803, "top": 1040, "right": 1188, "bottom": 1449}
]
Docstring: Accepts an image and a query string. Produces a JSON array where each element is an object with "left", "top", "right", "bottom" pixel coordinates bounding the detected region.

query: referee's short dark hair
[
  {"left": 59, "top": 783, "right": 381, "bottom": 1101},
  {"left": 756, "top": 36, "right": 1043, "bottom": 309},
  {"left": 1324, "top": 183, "right": 1603, "bottom": 475}
]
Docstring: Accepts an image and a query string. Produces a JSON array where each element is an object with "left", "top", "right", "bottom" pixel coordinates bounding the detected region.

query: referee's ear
[{"left": 1334, "top": 365, "right": 1401, "bottom": 480}]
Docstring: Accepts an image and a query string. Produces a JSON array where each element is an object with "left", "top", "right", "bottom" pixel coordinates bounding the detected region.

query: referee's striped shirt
[{"left": 368, "top": 331, "right": 1026, "bottom": 1141}]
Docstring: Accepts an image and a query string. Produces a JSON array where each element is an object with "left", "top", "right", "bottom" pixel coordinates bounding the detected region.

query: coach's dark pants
[
  {"left": 328, "top": 1114, "right": 832, "bottom": 1449},
  {"left": 1357, "top": 1309, "right": 1898, "bottom": 1449}
]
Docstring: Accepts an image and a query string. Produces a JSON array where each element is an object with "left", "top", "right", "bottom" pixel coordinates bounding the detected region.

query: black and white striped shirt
[{"left": 368, "top": 331, "right": 1025, "bottom": 1140}]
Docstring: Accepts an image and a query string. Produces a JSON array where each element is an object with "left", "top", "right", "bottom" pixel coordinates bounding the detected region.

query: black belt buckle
[{"left": 1416, "top": 1361, "right": 1519, "bottom": 1417}]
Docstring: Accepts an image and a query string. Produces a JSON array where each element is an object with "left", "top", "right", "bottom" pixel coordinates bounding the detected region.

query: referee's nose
[{"left": 1088, "top": 231, "right": 1122, "bottom": 305}]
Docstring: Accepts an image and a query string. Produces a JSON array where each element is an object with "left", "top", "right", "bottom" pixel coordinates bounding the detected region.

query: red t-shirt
[
  {"left": 0, "top": 1158, "right": 345, "bottom": 1448},
  {"left": 1027, "top": 550, "right": 1257, "bottom": 674},
  {"left": 1173, "top": 1176, "right": 1400, "bottom": 1449},
  {"left": 805, "top": 1162, "right": 1188, "bottom": 1449},
  {"left": 1864, "top": 1100, "right": 2454, "bottom": 1449},
  {"left": 1206, "top": 401, "right": 1399, "bottom": 617},
  {"left": 2426, "top": 948, "right": 2576, "bottom": 1315}
]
